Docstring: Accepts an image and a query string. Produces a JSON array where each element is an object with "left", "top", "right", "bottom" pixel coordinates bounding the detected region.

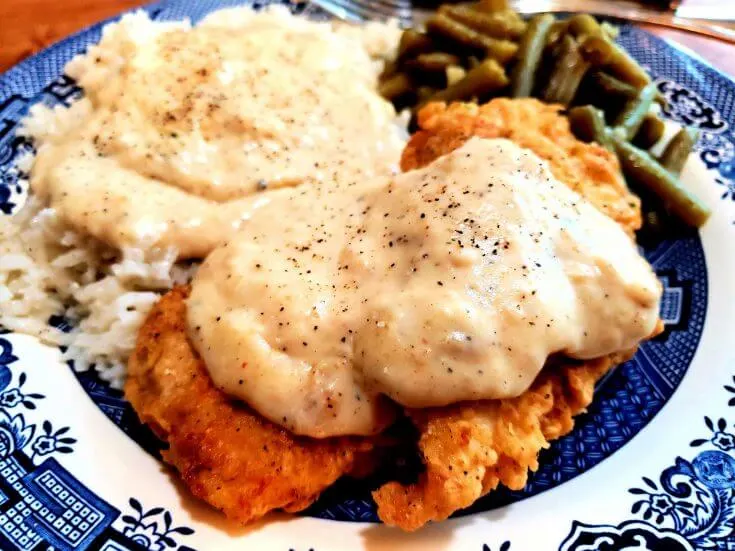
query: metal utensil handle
[{"left": 509, "top": 0, "right": 735, "bottom": 44}]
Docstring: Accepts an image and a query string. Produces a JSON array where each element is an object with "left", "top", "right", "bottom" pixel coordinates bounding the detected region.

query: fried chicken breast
[
  {"left": 402, "top": 98, "right": 641, "bottom": 234},
  {"left": 126, "top": 98, "right": 657, "bottom": 531},
  {"left": 370, "top": 98, "right": 655, "bottom": 530},
  {"left": 372, "top": 352, "right": 633, "bottom": 530},
  {"left": 125, "top": 286, "right": 375, "bottom": 523}
]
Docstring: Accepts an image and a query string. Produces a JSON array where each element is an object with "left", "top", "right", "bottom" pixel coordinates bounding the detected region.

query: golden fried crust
[
  {"left": 373, "top": 353, "right": 633, "bottom": 531},
  {"left": 402, "top": 99, "right": 641, "bottom": 234},
  {"left": 125, "top": 286, "right": 374, "bottom": 523},
  {"left": 127, "top": 99, "right": 655, "bottom": 531},
  {"left": 373, "top": 99, "right": 655, "bottom": 530}
]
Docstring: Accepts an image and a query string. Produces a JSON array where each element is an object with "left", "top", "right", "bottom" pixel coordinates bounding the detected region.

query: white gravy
[
  {"left": 27, "top": 8, "right": 403, "bottom": 258},
  {"left": 187, "top": 138, "right": 662, "bottom": 438}
]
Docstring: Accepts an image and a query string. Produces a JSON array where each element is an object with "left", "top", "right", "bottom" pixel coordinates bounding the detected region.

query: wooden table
[{"left": 1, "top": 0, "right": 733, "bottom": 76}]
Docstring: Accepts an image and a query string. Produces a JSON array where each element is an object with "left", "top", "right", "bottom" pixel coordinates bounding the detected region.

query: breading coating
[
  {"left": 402, "top": 98, "right": 641, "bottom": 234},
  {"left": 372, "top": 98, "right": 654, "bottom": 530},
  {"left": 126, "top": 98, "right": 656, "bottom": 530},
  {"left": 125, "top": 286, "right": 375, "bottom": 523},
  {"left": 372, "top": 353, "right": 633, "bottom": 530}
]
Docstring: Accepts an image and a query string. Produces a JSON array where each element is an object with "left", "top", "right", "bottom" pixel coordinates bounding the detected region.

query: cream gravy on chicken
[{"left": 187, "top": 138, "right": 662, "bottom": 438}]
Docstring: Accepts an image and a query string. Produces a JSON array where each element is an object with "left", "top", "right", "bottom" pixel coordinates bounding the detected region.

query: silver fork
[
  {"left": 309, "top": 0, "right": 735, "bottom": 44},
  {"left": 306, "top": 0, "right": 416, "bottom": 25}
]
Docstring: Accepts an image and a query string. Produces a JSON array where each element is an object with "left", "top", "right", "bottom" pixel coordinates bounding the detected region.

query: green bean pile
[{"left": 379, "top": 0, "right": 710, "bottom": 229}]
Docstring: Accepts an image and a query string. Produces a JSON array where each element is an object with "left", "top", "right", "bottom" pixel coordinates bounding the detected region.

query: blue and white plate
[{"left": 1, "top": 1, "right": 734, "bottom": 549}]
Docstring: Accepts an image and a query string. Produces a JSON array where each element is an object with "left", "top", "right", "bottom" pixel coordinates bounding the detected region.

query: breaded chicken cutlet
[
  {"left": 126, "top": 98, "right": 658, "bottom": 530},
  {"left": 126, "top": 286, "right": 376, "bottom": 523},
  {"left": 403, "top": 98, "right": 642, "bottom": 234},
  {"left": 127, "top": 292, "right": 650, "bottom": 529},
  {"left": 371, "top": 351, "right": 638, "bottom": 529},
  {"left": 370, "top": 99, "right": 658, "bottom": 530}
]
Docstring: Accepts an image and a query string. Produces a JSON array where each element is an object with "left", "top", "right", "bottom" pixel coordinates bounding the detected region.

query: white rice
[
  {"left": 0, "top": 7, "right": 400, "bottom": 388},
  {"left": 0, "top": 196, "right": 194, "bottom": 386}
]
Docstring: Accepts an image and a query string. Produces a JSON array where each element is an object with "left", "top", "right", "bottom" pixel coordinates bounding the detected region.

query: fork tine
[
  {"left": 313, "top": 0, "right": 364, "bottom": 22},
  {"left": 357, "top": 0, "right": 414, "bottom": 22},
  {"left": 310, "top": 0, "right": 414, "bottom": 23},
  {"left": 314, "top": 0, "right": 376, "bottom": 21},
  {"left": 368, "top": 0, "right": 414, "bottom": 17},
  {"left": 367, "top": 0, "right": 408, "bottom": 8},
  {"left": 335, "top": 0, "right": 387, "bottom": 20},
  {"left": 356, "top": 0, "right": 413, "bottom": 14}
]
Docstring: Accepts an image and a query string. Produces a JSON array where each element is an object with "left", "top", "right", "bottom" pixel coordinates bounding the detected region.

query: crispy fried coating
[
  {"left": 373, "top": 353, "right": 632, "bottom": 530},
  {"left": 125, "top": 286, "right": 375, "bottom": 523},
  {"left": 372, "top": 99, "right": 652, "bottom": 530},
  {"left": 402, "top": 98, "right": 641, "bottom": 234},
  {"left": 127, "top": 98, "right": 654, "bottom": 531}
]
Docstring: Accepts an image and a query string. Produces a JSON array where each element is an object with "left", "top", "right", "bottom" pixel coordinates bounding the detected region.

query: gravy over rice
[
  {"left": 0, "top": 6, "right": 403, "bottom": 382},
  {"left": 25, "top": 7, "right": 404, "bottom": 258}
]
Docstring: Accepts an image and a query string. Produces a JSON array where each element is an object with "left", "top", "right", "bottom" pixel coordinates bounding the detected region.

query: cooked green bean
[
  {"left": 592, "top": 71, "right": 638, "bottom": 98},
  {"left": 429, "top": 58, "right": 509, "bottom": 103},
  {"left": 380, "top": 0, "right": 683, "bottom": 190},
  {"left": 611, "top": 135, "right": 711, "bottom": 227},
  {"left": 546, "top": 20, "right": 569, "bottom": 47},
  {"left": 474, "top": 0, "right": 510, "bottom": 13},
  {"left": 446, "top": 64, "right": 467, "bottom": 85},
  {"left": 483, "top": 36, "right": 519, "bottom": 64},
  {"left": 601, "top": 21, "right": 620, "bottom": 40},
  {"left": 426, "top": 14, "right": 518, "bottom": 63},
  {"left": 503, "top": 9, "right": 526, "bottom": 27},
  {"left": 579, "top": 36, "right": 612, "bottom": 64},
  {"left": 613, "top": 82, "right": 658, "bottom": 140},
  {"left": 590, "top": 72, "right": 666, "bottom": 121},
  {"left": 379, "top": 58, "right": 399, "bottom": 82},
  {"left": 659, "top": 128, "right": 699, "bottom": 175},
  {"left": 580, "top": 36, "right": 651, "bottom": 88},
  {"left": 568, "top": 14, "right": 602, "bottom": 38},
  {"left": 568, "top": 105, "right": 612, "bottom": 149},
  {"left": 440, "top": 5, "right": 526, "bottom": 39},
  {"left": 510, "top": 13, "right": 555, "bottom": 98},
  {"left": 426, "top": 13, "right": 492, "bottom": 50},
  {"left": 632, "top": 114, "right": 666, "bottom": 149},
  {"left": 541, "top": 35, "right": 590, "bottom": 105},
  {"left": 378, "top": 73, "right": 413, "bottom": 101},
  {"left": 417, "top": 86, "right": 438, "bottom": 103},
  {"left": 398, "top": 29, "right": 435, "bottom": 60},
  {"left": 406, "top": 52, "right": 462, "bottom": 74}
]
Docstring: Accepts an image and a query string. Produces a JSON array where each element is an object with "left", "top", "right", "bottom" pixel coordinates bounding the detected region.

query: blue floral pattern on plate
[
  {"left": 0, "top": 339, "right": 196, "bottom": 551},
  {"left": 561, "top": 410, "right": 735, "bottom": 549}
]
